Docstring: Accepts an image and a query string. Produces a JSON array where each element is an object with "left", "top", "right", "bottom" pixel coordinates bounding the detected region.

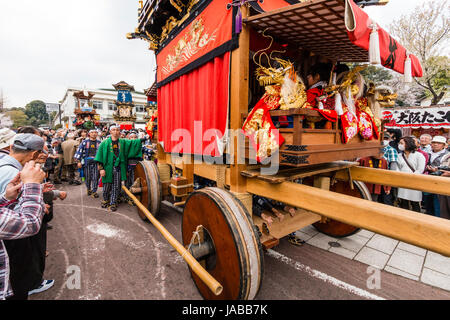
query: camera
[{"left": 430, "top": 166, "right": 450, "bottom": 176}]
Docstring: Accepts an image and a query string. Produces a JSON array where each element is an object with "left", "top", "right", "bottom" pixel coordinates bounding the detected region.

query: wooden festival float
[
  {"left": 112, "top": 81, "right": 137, "bottom": 130},
  {"left": 144, "top": 83, "right": 158, "bottom": 143},
  {"left": 72, "top": 90, "right": 100, "bottom": 130},
  {"left": 125, "top": 0, "right": 450, "bottom": 300}
]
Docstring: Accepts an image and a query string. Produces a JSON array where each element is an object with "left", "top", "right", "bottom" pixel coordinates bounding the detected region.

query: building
[
  {"left": 0, "top": 113, "right": 13, "bottom": 128},
  {"left": 59, "top": 87, "right": 148, "bottom": 129}
]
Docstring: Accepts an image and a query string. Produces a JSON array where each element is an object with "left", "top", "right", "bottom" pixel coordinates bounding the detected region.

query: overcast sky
[{"left": 0, "top": 0, "right": 428, "bottom": 108}]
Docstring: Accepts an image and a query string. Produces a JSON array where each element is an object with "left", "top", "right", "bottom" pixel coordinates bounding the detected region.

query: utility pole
[{"left": 59, "top": 103, "right": 62, "bottom": 125}]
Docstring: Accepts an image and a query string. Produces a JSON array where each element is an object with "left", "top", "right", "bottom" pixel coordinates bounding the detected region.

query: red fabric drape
[
  {"left": 346, "top": 0, "right": 423, "bottom": 77},
  {"left": 158, "top": 52, "right": 230, "bottom": 157}
]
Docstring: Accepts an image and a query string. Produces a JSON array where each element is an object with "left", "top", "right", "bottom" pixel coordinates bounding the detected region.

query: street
[{"left": 31, "top": 183, "right": 450, "bottom": 300}]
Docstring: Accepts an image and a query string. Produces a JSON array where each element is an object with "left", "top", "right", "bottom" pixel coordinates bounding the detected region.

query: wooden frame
[{"left": 146, "top": 0, "right": 450, "bottom": 264}]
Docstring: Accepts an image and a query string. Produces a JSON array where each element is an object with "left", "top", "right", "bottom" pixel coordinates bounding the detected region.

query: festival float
[
  {"left": 144, "top": 83, "right": 158, "bottom": 143},
  {"left": 72, "top": 89, "right": 100, "bottom": 130},
  {"left": 125, "top": 0, "right": 450, "bottom": 300},
  {"left": 112, "top": 81, "right": 137, "bottom": 130}
]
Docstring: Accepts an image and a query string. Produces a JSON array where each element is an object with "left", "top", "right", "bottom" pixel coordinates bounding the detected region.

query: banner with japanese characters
[{"left": 383, "top": 107, "right": 450, "bottom": 129}]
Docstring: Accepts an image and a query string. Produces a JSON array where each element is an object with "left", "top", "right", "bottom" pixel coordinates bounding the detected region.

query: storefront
[{"left": 383, "top": 106, "right": 450, "bottom": 138}]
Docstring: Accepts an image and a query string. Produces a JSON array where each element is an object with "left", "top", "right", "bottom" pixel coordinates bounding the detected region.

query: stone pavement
[{"left": 294, "top": 225, "right": 450, "bottom": 292}]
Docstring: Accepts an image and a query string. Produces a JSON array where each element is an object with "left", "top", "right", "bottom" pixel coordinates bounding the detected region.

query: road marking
[
  {"left": 267, "top": 249, "right": 386, "bottom": 300},
  {"left": 54, "top": 249, "right": 70, "bottom": 300},
  {"left": 86, "top": 221, "right": 146, "bottom": 250}
]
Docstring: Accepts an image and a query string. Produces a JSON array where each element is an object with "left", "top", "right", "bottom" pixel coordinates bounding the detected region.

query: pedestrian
[
  {"left": 413, "top": 137, "right": 429, "bottom": 172},
  {"left": 125, "top": 131, "right": 141, "bottom": 206},
  {"left": 0, "top": 134, "right": 54, "bottom": 300},
  {"left": 387, "top": 128, "right": 402, "bottom": 152},
  {"left": 0, "top": 161, "right": 46, "bottom": 300},
  {"left": 61, "top": 133, "right": 81, "bottom": 185},
  {"left": 95, "top": 125, "right": 143, "bottom": 211},
  {"left": 396, "top": 136, "right": 426, "bottom": 213},
  {"left": 382, "top": 133, "right": 399, "bottom": 170},
  {"left": 419, "top": 134, "right": 432, "bottom": 154},
  {"left": 358, "top": 150, "right": 392, "bottom": 205},
  {"left": 0, "top": 128, "right": 16, "bottom": 160},
  {"left": 424, "top": 136, "right": 449, "bottom": 217},
  {"left": 52, "top": 132, "right": 65, "bottom": 184},
  {"left": 437, "top": 152, "right": 450, "bottom": 220},
  {"left": 74, "top": 129, "right": 101, "bottom": 198}
]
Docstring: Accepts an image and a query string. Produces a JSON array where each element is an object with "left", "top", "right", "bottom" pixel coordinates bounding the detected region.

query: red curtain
[{"left": 158, "top": 52, "right": 230, "bottom": 157}]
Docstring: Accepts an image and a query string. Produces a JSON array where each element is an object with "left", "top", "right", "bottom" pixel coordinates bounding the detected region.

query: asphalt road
[{"left": 30, "top": 184, "right": 450, "bottom": 301}]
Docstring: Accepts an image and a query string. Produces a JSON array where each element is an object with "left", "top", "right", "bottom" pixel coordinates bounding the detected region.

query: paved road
[{"left": 31, "top": 184, "right": 450, "bottom": 300}]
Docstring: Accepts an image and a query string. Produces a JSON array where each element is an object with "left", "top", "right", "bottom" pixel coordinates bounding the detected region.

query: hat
[
  {"left": 0, "top": 128, "right": 16, "bottom": 149},
  {"left": 431, "top": 136, "right": 446, "bottom": 144},
  {"left": 13, "top": 133, "right": 46, "bottom": 153}
]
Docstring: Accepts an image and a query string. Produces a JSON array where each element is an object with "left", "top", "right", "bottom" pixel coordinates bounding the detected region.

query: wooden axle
[
  {"left": 246, "top": 179, "right": 450, "bottom": 257},
  {"left": 122, "top": 186, "right": 223, "bottom": 296},
  {"left": 335, "top": 166, "right": 450, "bottom": 196}
]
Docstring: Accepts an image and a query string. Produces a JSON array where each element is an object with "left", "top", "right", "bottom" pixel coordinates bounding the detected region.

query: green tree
[
  {"left": 24, "top": 100, "right": 49, "bottom": 126},
  {"left": 389, "top": 0, "right": 449, "bottom": 105},
  {"left": 347, "top": 63, "right": 393, "bottom": 85},
  {"left": 5, "top": 109, "right": 30, "bottom": 127},
  {"left": 360, "top": 65, "right": 393, "bottom": 84}
]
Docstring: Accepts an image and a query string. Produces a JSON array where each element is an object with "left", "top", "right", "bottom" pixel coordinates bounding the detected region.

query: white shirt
[{"left": 397, "top": 151, "right": 426, "bottom": 202}]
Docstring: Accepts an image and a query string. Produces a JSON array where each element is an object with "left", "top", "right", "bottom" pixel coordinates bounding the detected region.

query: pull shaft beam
[
  {"left": 335, "top": 166, "right": 450, "bottom": 196},
  {"left": 247, "top": 179, "right": 450, "bottom": 257},
  {"left": 122, "top": 186, "right": 223, "bottom": 296}
]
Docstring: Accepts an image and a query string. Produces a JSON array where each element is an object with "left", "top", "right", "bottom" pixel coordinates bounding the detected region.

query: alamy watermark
[
  {"left": 366, "top": 266, "right": 381, "bottom": 290},
  {"left": 66, "top": 265, "right": 81, "bottom": 290}
]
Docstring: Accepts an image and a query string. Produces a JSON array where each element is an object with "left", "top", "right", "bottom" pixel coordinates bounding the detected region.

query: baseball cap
[
  {"left": 0, "top": 128, "right": 16, "bottom": 149},
  {"left": 431, "top": 136, "right": 446, "bottom": 144},
  {"left": 13, "top": 133, "right": 47, "bottom": 154}
]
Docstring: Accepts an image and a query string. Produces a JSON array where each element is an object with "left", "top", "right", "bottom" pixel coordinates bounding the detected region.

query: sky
[{"left": 0, "top": 0, "right": 430, "bottom": 108}]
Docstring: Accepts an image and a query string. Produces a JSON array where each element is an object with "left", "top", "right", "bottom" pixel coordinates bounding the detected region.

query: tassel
[
  {"left": 334, "top": 93, "right": 343, "bottom": 116},
  {"left": 369, "top": 23, "right": 381, "bottom": 65},
  {"left": 235, "top": 7, "right": 243, "bottom": 34},
  {"left": 404, "top": 54, "right": 412, "bottom": 83},
  {"left": 332, "top": 72, "right": 337, "bottom": 86}
]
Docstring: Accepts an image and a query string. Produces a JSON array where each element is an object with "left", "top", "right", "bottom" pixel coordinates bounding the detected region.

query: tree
[
  {"left": 360, "top": 65, "right": 393, "bottom": 84},
  {"left": 389, "top": 0, "right": 450, "bottom": 105},
  {"left": 24, "top": 100, "right": 49, "bottom": 126},
  {"left": 5, "top": 109, "right": 30, "bottom": 128}
]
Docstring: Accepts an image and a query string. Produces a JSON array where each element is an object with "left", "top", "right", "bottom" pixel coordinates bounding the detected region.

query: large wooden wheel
[
  {"left": 134, "top": 160, "right": 162, "bottom": 220},
  {"left": 312, "top": 180, "right": 371, "bottom": 238},
  {"left": 182, "top": 188, "right": 264, "bottom": 300}
]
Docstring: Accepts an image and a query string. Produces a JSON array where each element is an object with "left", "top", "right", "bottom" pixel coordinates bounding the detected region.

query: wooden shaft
[
  {"left": 229, "top": 4, "right": 250, "bottom": 193},
  {"left": 122, "top": 186, "right": 223, "bottom": 296},
  {"left": 335, "top": 166, "right": 450, "bottom": 196},
  {"left": 247, "top": 179, "right": 450, "bottom": 257}
]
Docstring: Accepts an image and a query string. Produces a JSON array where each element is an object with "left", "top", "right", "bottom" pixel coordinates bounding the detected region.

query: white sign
[{"left": 45, "top": 103, "right": 60, "bottom": 112}]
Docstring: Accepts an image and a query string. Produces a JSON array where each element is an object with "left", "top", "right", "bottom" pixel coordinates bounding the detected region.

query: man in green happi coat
[{"left": 95, "top": 124, "right": 142, "bottom": 211}]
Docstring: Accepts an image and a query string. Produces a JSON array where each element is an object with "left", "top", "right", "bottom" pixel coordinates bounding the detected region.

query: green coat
[{"left": 95, "top": 137, "right": 142, "bottom": 183}]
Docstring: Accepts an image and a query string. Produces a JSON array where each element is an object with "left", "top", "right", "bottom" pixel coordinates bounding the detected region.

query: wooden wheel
[
  {"left": 182, "top": 188, "right": 264, "bottom": 300},
  {"left": 133, "top": 160, "right": 162, "bottom": 220},
  {"left": 312, "top": 180, "right": 371, "bottom": 238}
]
